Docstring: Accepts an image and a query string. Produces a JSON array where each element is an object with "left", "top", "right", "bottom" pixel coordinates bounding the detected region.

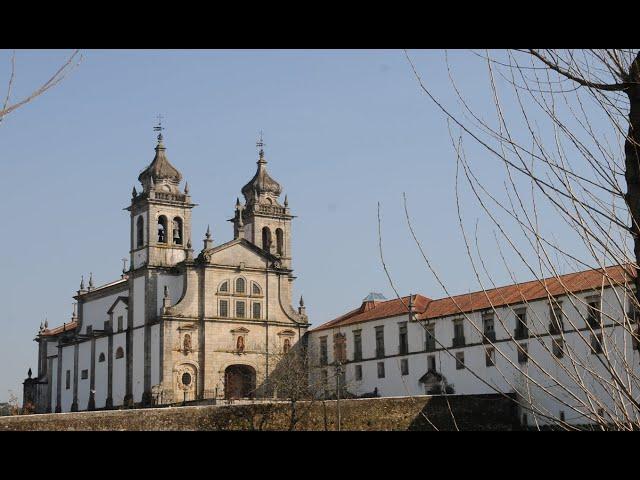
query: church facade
[{"left": 24, "top": 132, "right": 309, "bottom": 413}]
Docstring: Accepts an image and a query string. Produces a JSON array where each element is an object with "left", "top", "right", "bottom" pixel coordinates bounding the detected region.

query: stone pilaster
[
  {"left": 106, "top": 327, "right": 113, "bottom": 408},
  {"left": 124, "top": 275, "right": 134, "bottom": 407},
  {"left": 46, "top": 357, "right": 53, "bottom": 413},
  {"left": 55, "top": 344, "right": 62, "bottom": 413},
  {"left": 88, "top": 335, "right": 96, "bottom": 410},
  {"left": 142, "top": 271, "right": 157, "bottom": 406},
  {"left": 71, "top": 343, "right": 79, "bottom": 412},
  {"left": 198, "top": 268, "right": 206, "bottom": 400}
]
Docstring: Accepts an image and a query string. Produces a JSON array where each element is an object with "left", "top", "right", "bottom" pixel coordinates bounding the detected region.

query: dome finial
[
  {"left": 256, "top": 130, "right": 266, "bottom": 164},
  {"left": 154, "top": 114, "right": 164, "bottom": 145}
]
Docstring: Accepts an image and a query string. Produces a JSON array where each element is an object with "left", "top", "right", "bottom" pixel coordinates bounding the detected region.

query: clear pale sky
[{"left": 0, "top": 49, "right": 602, "bottom": 401}]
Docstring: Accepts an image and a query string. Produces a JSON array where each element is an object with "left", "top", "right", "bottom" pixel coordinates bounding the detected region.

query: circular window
[{"left": 181, "top": 372, "right": 192, "bottom": 387}]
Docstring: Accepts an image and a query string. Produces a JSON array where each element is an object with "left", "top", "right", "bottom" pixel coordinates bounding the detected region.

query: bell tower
[
  {"left": 232, "top": 134, "right": 293, "bottom": 269},
  {"left": 128, "top": 130, "right": 195, "bottom": 270}
]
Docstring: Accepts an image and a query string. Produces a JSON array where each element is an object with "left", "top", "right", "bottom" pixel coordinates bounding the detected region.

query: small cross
[
  {"left": 256, "top": 130, "right": 265, "bottom": 150},
  {"left": 154, "top": 114, "right": 164, "bottom": 132}
]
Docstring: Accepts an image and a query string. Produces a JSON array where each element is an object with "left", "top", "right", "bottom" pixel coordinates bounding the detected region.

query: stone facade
[{"left": 25, "top": 132, "right": 310, "bottom": 413}]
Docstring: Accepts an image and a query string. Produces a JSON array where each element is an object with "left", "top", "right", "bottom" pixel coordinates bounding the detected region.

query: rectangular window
[
  {"left": 81, "top": 369, "right": 88, "bottom": 380},
  {"left": 453, "top": 320, "right": 465, "bottom": 348},
  {"left": 552, "top": 338, "right": 564, "bottom": 358},
  {"left": 236, "top": 301, "right": 246, "bottom": 318},
  {"left": 117, "top": 315, "right": 124, "bottom": 332},
  {"left": 86, "top": 325, "right": 93, "bottom": 335},
  {"left": 400, "top": 358, "right": 409, "bottom": 376},
  {"left": 334, "top": 333, "right": 346, "bottom": 363},
  {"left": 482, "top": 314, "right": 495, "bottom": 342},
  {"left": 375, "top": 326, "right": 385, "bottom": 358},
  {"left": 219, "top": 300, "right": 229, "bottom": 318},
  {"left": 425, "top": 324, "right": 436, "bottom": 352},
  {"left": 319, "top": 336, "right": 328, "bottom": 366},
  {"left": 377, "top": 361, "right": 385, "bottom": 378},
  {"left": 428, "top": 355, "right": 436, "bottom": 371},
  {"left": 455, "top": 351, "right": 465, "bottom": 370},
  {"left": 355, "top": 364, "right": 363, "bottom": 381},
  {"left": 591, "top": 333, "right": 603, "bottom": 354},
  {"left": 514, "top": 309, "right": 528, "bottom": 339},
  {"left": 104, "top": 320, "right": 111, "bottom": 332},
  {"left": 65, "top": 370, "right": 70, "bottom": 390},
  {"left": 549, "top": 302, "right": 564, "bottom": 334},
  {"left": 518, "top": 343, "right": 529, "bottom": 364},
  {"left": 398, "top": 322, "right": 408, "bottom": 355},
  {"left": 586, "top": 298, "right": 601, "bottom": 329},
  {"left": 486, "top": 347, "right": 495, "bottom": 367},
  {"left": 252, "top": 302, "right": 261, "bottom": 319},
  {"left": 353, "top": 330, "right": 362, "bottom": 361}
]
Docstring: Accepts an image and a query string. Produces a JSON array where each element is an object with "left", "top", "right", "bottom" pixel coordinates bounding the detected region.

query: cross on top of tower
[
  {"left": 154, "top": 114, "right": 164, "bottom": 142},
  {"left": 256, "top": 130, "right": 265, "bottom": 160}
]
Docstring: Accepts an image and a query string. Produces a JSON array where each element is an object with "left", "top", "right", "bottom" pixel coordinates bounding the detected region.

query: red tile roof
[
  {"left": 40, "top": 321, "right": 78, "bottom": 337},
  {"left": 311, "top": 295, "right": 431, "bottom": 332},
  {"left": 312, "top": 265, "right": 635, "bottom": 332}
]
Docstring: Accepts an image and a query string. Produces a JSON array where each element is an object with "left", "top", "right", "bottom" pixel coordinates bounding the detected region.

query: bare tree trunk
[{"left": 625, "top": 53, "right": 640, "bottom": 305}]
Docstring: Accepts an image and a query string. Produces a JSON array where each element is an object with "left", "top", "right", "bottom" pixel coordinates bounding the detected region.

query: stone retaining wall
[{"left": 0, "top": 394, "right": 519, "bottom": 431}]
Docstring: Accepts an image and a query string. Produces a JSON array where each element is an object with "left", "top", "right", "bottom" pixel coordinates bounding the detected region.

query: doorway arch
[{"left": 224, "top": 365, "right": 256, "bottom": 399}]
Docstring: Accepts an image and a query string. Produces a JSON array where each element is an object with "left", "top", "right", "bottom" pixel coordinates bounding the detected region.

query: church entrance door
[{"left": 224, "top": 365, "right": 256, "bottom": 399}]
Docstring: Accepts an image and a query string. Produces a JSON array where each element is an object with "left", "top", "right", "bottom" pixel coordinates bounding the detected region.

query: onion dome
[
  {"left": 241, "top": 147, "right": 282, "bottom": 203},
  {"left": 138, "top": 133, "right": 183, "bottom": 187}
]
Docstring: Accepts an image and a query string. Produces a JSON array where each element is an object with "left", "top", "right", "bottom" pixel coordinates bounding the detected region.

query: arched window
[
  {"left": 183, "top": 334, "right": 192, "bottom": 353},
  {"left": 136, "top": 216, "right": 144, "bottom": 248},
  {"left": 115, "top": 347, "right": 124, "bottom": 359},
  {"left": 98, "top": 352, "right": 106, "bottom": 363},
  {"left": 283, "top": 338, "right": 291, "bottom": 354},
  {"left": 262, "top": 226, "right": 272, "bottom": 252},
  {"left": 219, "top": 281, "right": 229, "bottom": 293},
  {"left": 235, "top": 277, "right": 245, "bottom": 294},
  {"left": 236, "top": 336, "right": 245, "bottom": 353},
  {"left": 157, "top": 216, "right": 168, "bottom": 243},
  {"left": 276, "top": 228, "right": 284, "bottom": 256},
  {"left": 252, "top": 282, "right": 261, "bottom": 295},
  {"left": 172, "top": 217, "right": 183, "bottom": 245}
]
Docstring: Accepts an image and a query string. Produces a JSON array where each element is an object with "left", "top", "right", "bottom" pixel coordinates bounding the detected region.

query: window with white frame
[{"left": 236, "top": 300, "right": 246, "bottom": 318}]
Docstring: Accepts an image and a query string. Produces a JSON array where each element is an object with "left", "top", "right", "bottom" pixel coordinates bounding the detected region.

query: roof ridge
[
  {"left": 310, "top": 264, "right": 633, "bottom": 332},
  {"left": 427, "top": 264, "right": 631, "bottom": 306}
]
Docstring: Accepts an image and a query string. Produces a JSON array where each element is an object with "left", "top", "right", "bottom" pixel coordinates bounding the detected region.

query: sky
[{"left": 0, "top": 49, "right": 610, "bottom": 401}]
